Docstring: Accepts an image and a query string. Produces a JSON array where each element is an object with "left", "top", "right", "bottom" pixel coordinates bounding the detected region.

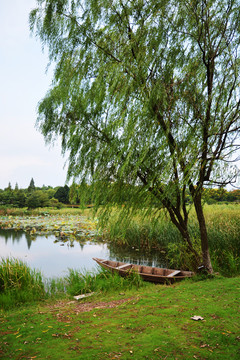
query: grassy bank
[
  {"left": 1, "top": 275, "right": 239, "bottom": 359},
  {"left": 0, "top": 258, "right": 144, "bottom": 310}
]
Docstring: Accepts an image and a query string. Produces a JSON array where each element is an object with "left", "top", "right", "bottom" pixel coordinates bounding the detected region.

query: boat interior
[{"left": 100, "top": 259, "right": 184, "bottom": 277}]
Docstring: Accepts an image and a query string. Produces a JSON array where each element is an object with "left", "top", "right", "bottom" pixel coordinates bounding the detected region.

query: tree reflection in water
[
  {"left": 0, "top": 229, "right": 33, "bottom": 249},
  {"left": 0, "top": 229, "right": 168, "bottom": 275},
  {"left": 107, "top": 242, "right": 168, "bottom": 268}
]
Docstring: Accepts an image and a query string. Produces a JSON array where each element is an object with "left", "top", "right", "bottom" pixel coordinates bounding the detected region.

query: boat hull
[{"left": 93, "top": 258, "right": 194, "bottom": 284}]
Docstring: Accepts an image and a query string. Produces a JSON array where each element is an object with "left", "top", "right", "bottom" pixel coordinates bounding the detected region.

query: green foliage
[
  {"left": 204, "top": 206, "right": 240, "bottom": 276},
  {"left": 0, "top": 257, "right": 144, "bottom": 310},
  {"left": 27, "top": 178, "right": 36, "bottom": 193},
  {"left": 29, "top": 0, "right": 240, "bottom": 271},
  {"left": 29, "top": 0, "right": 240, "bottom": 192},
  {"left": 65, "top": 268, "right": 144, "bottom": 296},
  {"left": 54, "top": 185, "right": 69, "bottom": 204},
  {"left": 26, "top": 190, "right": 50, "bottom": 209},
  {"left": 0, "top": 258, "right": 45, "bottom": 309},
  {"left": 102, "top": 205, "right": 240, "bottom": 274},
  {"left": 104, "top": 210, "right": 181, "bottom": 250},
  {"left": 167, "top": 240, "right": 202, "bottom": 272},
  {"left": 0, "top": 188, "right": 27, "bottom": 208},
  {"left": 0, "top": 204, "right": 239, "bottom": 276},
  {"left": 203, "top": 188, "right": 240, "bottom": 204},
  {"left": 49, "top": 267, "right": 145, "bottom": 299},
  {"left": 211, "top": 250, "right": 240, "bottom": 277},
  {"left": 69, "top": 181, "right": 93, "bottom": 206},
  {"left": 44, "top": 277, "right": 66, "bottom": 298},
  {"left": 0, "top": 184, "right": 63, "bottom": 209},
  {"left": 48, "top": 197, "right": 63, "bottom": 208}
]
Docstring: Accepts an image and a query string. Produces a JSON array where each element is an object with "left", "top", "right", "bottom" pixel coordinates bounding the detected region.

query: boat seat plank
[
  {"left": 116, "top": 263, "right": 131, "bottom": 270},
  {"left": 167, "top": 270, "right": 181, "bottom": 277}
]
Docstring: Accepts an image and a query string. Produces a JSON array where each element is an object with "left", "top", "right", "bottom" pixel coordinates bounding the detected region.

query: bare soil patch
[{"left": 47, "top": 297, "right": 133, "bottom": 322}]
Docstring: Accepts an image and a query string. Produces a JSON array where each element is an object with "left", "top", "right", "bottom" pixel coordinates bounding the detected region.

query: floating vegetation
[{"left": 0, "top": 214, "right": 101, "bottom": 241}]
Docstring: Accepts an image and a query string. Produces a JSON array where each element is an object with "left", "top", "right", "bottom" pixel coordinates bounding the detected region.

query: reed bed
[
  {"left": 203, "top": 205, "right": 240, "bottom": 276},
  {"left": 103, "top": 204, "right": 240, "bottom": 276},
  {"left": 65, "top": 267, "right": 144, "bottom": 296},
  {"left": 0, "top": 258, "right": 45, "bottom": 309},
  {"left": 44, "top": 268, "right": 144, "bottom": 299}
]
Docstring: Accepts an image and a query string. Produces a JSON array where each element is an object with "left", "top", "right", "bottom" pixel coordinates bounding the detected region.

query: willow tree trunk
[{"left": 194, "top": 194, "right": 213, "bottom": 273}]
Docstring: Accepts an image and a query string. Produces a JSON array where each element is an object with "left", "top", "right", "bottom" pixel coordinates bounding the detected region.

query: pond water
[{"left": 0, "top": 229, "right": 167, "bottom": 278}]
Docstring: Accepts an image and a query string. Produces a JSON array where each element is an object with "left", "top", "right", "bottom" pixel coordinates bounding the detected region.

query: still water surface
[{"left": 0, "top": 229, "right": 167, "bottom": 278}]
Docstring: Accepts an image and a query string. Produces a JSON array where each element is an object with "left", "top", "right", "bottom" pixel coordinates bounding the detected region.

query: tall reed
[
  {"left": 103, "top": 211, "right": 182, "bottom": 250},
  {"left": 204, "top": 206, "right": 240, "bottom": 276},
  {"left": 65, "top": 267, "right": 144, "bottom": 296},
  {"left": 102, "top": 205, "right": 240, "bottom": 275},
  {"left": 0, "top": 257, "right": 45, "bottom": 309}
]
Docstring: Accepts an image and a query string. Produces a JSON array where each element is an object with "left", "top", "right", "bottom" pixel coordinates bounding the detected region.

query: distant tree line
[
  {"left": 202, "top": 188, "right": 240, "bottom": 204},
  {"left": 0, "top": 178, "right": 239, "bottom": 209},
  {"left": 0, "top": 178, "right": 70, "bottom": 209}
]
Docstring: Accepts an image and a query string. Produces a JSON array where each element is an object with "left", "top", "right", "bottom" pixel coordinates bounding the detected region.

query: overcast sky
[{"left": 0, "top": 0, "right": 68, "bottom": 189}]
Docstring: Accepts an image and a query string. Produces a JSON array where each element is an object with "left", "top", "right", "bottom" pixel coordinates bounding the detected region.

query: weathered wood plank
[
  {"left": 167, "top": 270, "right": 181, "bottom": 277},
  {"left": 116, "top": 264, "right": 131, "bottom": 270}
]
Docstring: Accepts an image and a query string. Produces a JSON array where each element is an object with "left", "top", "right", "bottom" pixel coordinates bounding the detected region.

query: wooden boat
[{"left": 93, "top": 258, "right": 194, "bottom": 284}]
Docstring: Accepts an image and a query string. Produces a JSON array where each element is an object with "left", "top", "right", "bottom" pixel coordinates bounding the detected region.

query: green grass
[
  {"left": 0, "top": 258, "right": 46, "bottom": 310},
  {"left": 0, "top": 276, "right": 239, "bottom": 359}
]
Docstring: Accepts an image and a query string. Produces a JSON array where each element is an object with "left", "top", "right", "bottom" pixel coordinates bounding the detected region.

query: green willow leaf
[{"left": 30, "top": 0, "right": 240, "bottom": 272}]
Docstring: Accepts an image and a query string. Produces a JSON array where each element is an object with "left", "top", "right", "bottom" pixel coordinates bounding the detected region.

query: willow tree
[{"left": 30, "top": 0, "right": 240, "bottom": 272}]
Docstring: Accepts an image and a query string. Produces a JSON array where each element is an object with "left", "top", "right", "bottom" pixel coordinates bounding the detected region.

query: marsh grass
[
  {"left": 44, "top": 277, "right": 67, "bottom": 298},
  {"left": 65, "top": 267, "right": 144, "bottom": 296},
  {"left": 104, "top": 211, "right": 182, "bottom": 250},
  {"left": 197, "top": 205, "right": 240, "bottom": 276},
  {"left": 103, "top": 204, "right": 240, "bottom": 275},
  {"left": 0, "top": 258, "right": 45, "bottom": 309},
  {"left": 0, "top": 206, "right": 91, "bottom": 217},
  {"left": 0, "top": 257, "right": 145, "bottom": 310}
]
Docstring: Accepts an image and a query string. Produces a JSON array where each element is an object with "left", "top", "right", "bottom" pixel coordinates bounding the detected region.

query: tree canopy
[
  {"left": 54, "top": 185, "right": 70, "bottom": 203},
  {"left": 30, "top": 0, "right": 240, "bottom": 272},
  {"left": 28, "top": 178, "right": 36, "bottom": 192}
]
